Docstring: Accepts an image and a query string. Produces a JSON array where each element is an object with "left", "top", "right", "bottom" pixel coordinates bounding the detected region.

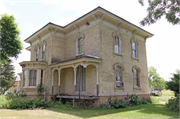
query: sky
[{"left": 1, "top": 0, "right": 180, "bottom": 81}]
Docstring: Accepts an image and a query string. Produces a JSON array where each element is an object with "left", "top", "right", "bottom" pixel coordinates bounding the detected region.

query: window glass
[
  {"left": 29, "top": 70, "right": 37, "bottom": 86},
  {"left": 36, "top": 48, "right": 39, "bottom": 61},
  {"left": 78, "top": 38, "right": 83, "bottom": 54},
  {"left": 134, "top": 69, "right": 138, "bottom": 86},
  {"left": 42, "top": 45, "right": 45, "bottom": 59}
]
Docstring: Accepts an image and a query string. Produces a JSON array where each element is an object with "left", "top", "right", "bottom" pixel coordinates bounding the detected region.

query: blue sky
[{"left": 1, "top": 0, "right": 180, "bottom": 81}]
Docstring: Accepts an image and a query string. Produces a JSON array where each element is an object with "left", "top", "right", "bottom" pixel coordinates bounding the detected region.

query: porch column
[
  {"left": 73, "top": 67, "right": 77, "bottom": 92},
  {"left": 52, "top": 70, "right": 54, "bottom": 96},
  {"left": 58, "top": 69, "right": 61, "bottom": 95},
  {"left": 25, "top": 69, "right": 29, "bottom": 88},
  {"left": 96, "top": 66, "right": 99, "bottom": 96},
  {"left": 36, "top": 69, "right": 41, "bottom": 86},
  {"left": 21, "top": 70, "right": 24, "bottom": 88}
]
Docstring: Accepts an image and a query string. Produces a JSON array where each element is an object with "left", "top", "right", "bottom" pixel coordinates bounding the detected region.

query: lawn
[{"left": 0, "top": 90, "right": 179, "bottom": 119}]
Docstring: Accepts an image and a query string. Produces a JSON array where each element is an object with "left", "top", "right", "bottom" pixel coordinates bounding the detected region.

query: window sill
[
  {"left": 28, "top": 86, "right": 37, "bottom": 88},
  {"left": 114, "top": 53, "right": 123, "bottom": 57},
  {"left": 76, "top": 53, "right": 84, "bottom": 57},
  {"left": 133, "top": 87, "right": 141, "bottom": 90},
  {"left": 132, "top": 57, "right": 139, "bottom": 61},
  {"left": 115, "top": 87, "right": 124, "bottom": 90}
]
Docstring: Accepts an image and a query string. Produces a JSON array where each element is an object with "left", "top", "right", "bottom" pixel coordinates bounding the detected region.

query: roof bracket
[{"left": 132, "top": 30, "right": 137, "bottom": 39}]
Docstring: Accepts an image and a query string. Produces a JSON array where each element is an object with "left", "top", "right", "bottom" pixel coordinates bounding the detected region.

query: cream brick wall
[{"left": 99, "top": 25, "right": 149, "bottom": 96}]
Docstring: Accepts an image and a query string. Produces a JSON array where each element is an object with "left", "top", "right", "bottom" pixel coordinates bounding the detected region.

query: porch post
[
  {"left": 25, "top": 69, "right": 29, "bottom": 88},
  {"left": 96, "top": 66, "right": 99, "bottom": 96},
  {"left": 58, "top": 69, "right": 61, "bottom": 96},
  {"left": 73, "top": 68, "right": 77, "bottom": 92},
  {"left": 52, "top": 70, "right": 54, "bottom": 96}
]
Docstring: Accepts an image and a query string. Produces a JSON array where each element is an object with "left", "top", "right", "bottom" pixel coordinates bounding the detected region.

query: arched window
[
  {"left": 42, "top": 45, "right": 45, "bottom": 60},
  {"left": 29, "top": 70, "right": 37, "bottom": 86},
  {"left": 76, "top": 37, "right": 83, "bottom": 55},
  {"left": 35, "top": 48, "right": 39, "bottom": 61},
  {"left": 134, "top": 69, "right": 139, "bottom": 87},
  {"left": 116, "top": 66, "right": 123, "bottom": 87},
  {"left": 132, "top": 42, "right": 137, "bottom": 58},
  {"left": 114, "top": 36, "right": 121, "bottom": 54},
  {"left": 132, "top": 66, "right": 140, "bottom": 88}
]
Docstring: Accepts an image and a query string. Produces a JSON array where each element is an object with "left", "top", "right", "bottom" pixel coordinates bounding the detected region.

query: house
[
  {"left": 18, "top": 7, "right": 153, "bottom": 106},
  {"left": 9, "top": 76, "right": 20, "bottom": 93}
]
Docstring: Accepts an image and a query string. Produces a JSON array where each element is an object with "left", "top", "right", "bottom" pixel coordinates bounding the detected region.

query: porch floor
[{"left": 56, "top": 95, "right": 99, "bottom": 99}]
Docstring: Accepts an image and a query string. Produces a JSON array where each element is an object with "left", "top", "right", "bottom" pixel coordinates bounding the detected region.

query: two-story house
[{"left": 19, "top": 7, "right": 153, "bottom": 106}]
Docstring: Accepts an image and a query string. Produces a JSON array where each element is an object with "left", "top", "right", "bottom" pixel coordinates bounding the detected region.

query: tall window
[
  {"left": 134, "top": 69, "right": 139, "bottom": 87},
  {"left": 76, "top": 66, "right": 86, "bottom": 91},
  {"left": 132, "top": 42, "right": 137, "bottom": 58},
  {"left": 116, "top": 66, "right": 123, "bottom": 87},
  {"left": 41, "top": 70, "right": 43, "bottom": 84},
  {"left": 77, "top": 37, "right": 83, "bottom": 54},
  {"left": 29, "top": 70, "right": 37, "bottom": 86},
  {"left": 115, "top": 36, "right": 121, "bottom": 54},
  {"left": 42, "top": 45, "right": 45, "bottom": 60},
  {"left": 36, "top": 48, "right": 39, "bottom": 61},
  {"left": 23, "top": 70, "right": 26, "bottom": 87}
]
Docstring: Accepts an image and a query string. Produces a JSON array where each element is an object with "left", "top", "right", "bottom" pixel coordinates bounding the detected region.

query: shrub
[
  {"left": 166, "top": 95, "right": 179, "bottom": 112},
  {"left": 99, "top": 94, "right": 153, "bottom": 109}
]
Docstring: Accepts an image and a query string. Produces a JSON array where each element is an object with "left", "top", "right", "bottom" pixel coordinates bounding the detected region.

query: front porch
[{"left": 50, "top": 55, "right": 102, "bottom": 100}]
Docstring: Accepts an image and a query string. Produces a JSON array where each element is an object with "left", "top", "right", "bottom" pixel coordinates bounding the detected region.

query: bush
[
  {"left": 166, "top": 95, "right": 179, "bottom": 112},
  {"left": 99, "top": 94, "right": 153, "bottom": 109},
  {"left": 0, "top": 92, "right": 51, "bottom": 109}
]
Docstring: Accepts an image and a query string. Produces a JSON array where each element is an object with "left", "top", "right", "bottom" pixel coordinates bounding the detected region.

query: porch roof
[{"left": 49, "top": 55, "right": 102, "bottom": 69}]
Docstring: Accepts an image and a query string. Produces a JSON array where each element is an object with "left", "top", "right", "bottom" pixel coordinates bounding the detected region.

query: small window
[
  {"left": 23, "top": 70, "right": 26, "bottom": 87},
  {"left": 116, "top": 66, "right": 123, "bottom": 87},
  {"left": 132, "top": 42, "right": 137, "bottom": 58},
  {"left": 36, "top": 48, "right": 39, "bottom": 61},
  {"left": 29, "top": 70, "right": 37, "bottom": 86},
  {"left": 134, "top": 69, "right": 139, "bottom": 87},
  {"left": 42, "top": 45, "right": 45, "bottom": 60},
  {"left": 77, "top": 37, "right": 83, "bottom": 54},
  {"left": 114, "top": 36, "right": 121, "bottom": 54}
]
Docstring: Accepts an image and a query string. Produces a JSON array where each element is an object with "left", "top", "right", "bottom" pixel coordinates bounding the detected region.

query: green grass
[
  {"left": 0, "top": 104, "right": 179, "bottom": 119},
  {"left": 151, "top": 90, "right": 175, "bottom": 104},
  {"left": 0, "top": 90, "right": 179, "bottom": 119}
]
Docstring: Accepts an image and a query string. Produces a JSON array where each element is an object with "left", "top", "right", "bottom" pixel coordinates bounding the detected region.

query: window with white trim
[
  {"left": 77, "top": 37, "right": 83, "bottom": 55},
  {"left": 116, "top": 66, "right": 123, "bottom": 87},
  {"left": 23, "top": 70, "right": 26, "bottom": 87},
  {"left": 35, "top": 48, "right": 39, "bottom": 61},
  {"left": 29, "top": 70, "right": 37, "bottom": 86},
  {"left": 132, "top": 42, "right": 137, "bottom": 58},
  {"left": 42, "top": 45, "right": 45, "bottom": 60}
]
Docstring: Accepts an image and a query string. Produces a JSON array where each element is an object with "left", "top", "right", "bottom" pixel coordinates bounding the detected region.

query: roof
[
  {"left": 50, "top": 55, "right": 102, "bottom": 66},
  {"left": 24, "top": 6, "right": 153, "bottom": 42}
]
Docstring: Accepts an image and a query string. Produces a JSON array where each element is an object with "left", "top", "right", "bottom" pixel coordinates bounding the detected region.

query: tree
[
  {"left": 139, "top": 0, "right": 180, "bottom": 26},
  {"left": 166, "top": 70, "right": 180, "bottom": 97},
  {"left": 0, "top": 60, "right": 16, "bottom": 94},
  {"left": 148, "top": 66, "right": 166, "bottom": 89},
  {"left": 0, "top": 14, "right": 23, "bottom": 63}
]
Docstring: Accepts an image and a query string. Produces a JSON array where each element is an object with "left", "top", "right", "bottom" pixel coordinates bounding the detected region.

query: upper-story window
[
  {"left": 29, "top": 70, "right": 37, "bottom": 86},
  {"left": 42, "top": 45, "right": 45, "bottom": 60},
  {"left": 132, "top": 42, "right": 137, "bottom": 58},
  {"left": 36, "top": 48, "right": 39, "bottom": 61},
  {"left": 114, "top": 36, "right": 121, "bottom": 54},
  {"left": 77, "top": 37, "right": 83, "bottom": 54},
  {"left": 116, "top": 66, "right": 123, "bottom": 87}
]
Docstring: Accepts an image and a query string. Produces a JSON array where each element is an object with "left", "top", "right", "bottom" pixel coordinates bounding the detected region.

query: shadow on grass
[{"left": 47, "top": 104, "right": 179, "bottom": 118}]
